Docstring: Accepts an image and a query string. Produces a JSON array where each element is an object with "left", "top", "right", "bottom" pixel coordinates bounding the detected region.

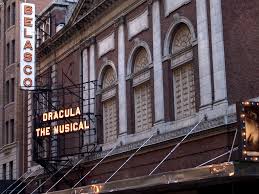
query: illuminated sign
[
  {"left": 36, "top": 107, "right": 89, "bottom": 137},
  {"left": 238, "top": 101, "right": 259, "bottom": 162},
  {"left": 20, "top": 3, "right": 35, "bottom": 89}
]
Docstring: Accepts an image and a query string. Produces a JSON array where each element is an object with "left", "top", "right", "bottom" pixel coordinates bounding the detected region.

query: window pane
[
  {"left": 7, "top": 43, "right": 10, "bottom": 66},
  {"left": 7, "top": 6, "right": 10, "bottom": 28},
  {"left": 10, "top": 119, "right": 14, "bottom": 143},
  {"left": 5, "top": 121, "right": 9, "bottom": 144},
  {"left": 11, "top": 40, "right": 15, "bottom": 63},
  {"left": 9, "top": 161, "right": 13, "bottom": 180},
  {"left": 11, "top": 78, "right": 15, "bottom": 102},
  {"left": 173, "top": 64, "right": 195, "bottom": 120},
  {"left": 12, "top": 3, "right": 15, "bottom": 25},
  {"left": 6, "top": 80, "right": 9, "bottom": 104},
  {"left": 3, "top": 164, "right": 6, "bottom": 180}
]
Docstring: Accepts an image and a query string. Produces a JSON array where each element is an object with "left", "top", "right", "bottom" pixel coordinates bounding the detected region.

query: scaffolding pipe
[
  {"left": 196, "top": 147, "right": 238, "bottom": 167},
  {"left": 0, "top": 171, "right": 29, "bottom": 194},
  {"left": 9, "top": 169, "right": 38, "bottom": 194},
  {"left": 228, "top": 128, "right": 238, "bottom": 162},
  {"left": 105, "top": 133, "right": 155, "bottom": 183},
  {"left": 149, "top": 117, "right": 204, "bottom": 176},
  {"left": 31, "top": 161, "right": 70, "bottom": 194},
  {"left": 46, "top": 159, "right": 83, "bottom": 193},
  {"left": 73, "top": 145, "right": 117, "bottom": 188},
  {"left": 17, "top": 169, "right": 44, "bottom": 194}
]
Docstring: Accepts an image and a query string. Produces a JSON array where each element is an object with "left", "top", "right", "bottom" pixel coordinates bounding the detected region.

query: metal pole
[
  {"left": 149, "top": 117, "right": 204, "bottom": 176},
  {"left": 17, "top": 169, "right": 44, "bottom": 194},
  {"left": 105, "top": 134, "right": 155, "bottom": 183},
  {"left": 0, "top": 171, "right": 29, "bottom": 194},
  {"left": 228, "top": 128, "right": 238, "bottom": 162},
  {"left": 9, "top": 169, "right": 38, "bottom": 194},
  {"left": 46, "top": 159, "right": 83, "bottom": 193},
  {"left": 196, "top": 147, "right": 238, "bottom": 167},
  {"left": 73, "top": 145, "right": 117, "bottom": 188},
  {"left": 31, "top": 161, "right": 70, "bottom": 194}
]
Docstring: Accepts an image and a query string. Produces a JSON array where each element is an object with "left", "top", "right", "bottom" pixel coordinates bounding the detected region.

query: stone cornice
[
  {"left": 36, "top": 0, "right": 119, "bottom": 59},
  {"left": 84, "top": 113, "right": 237, "bottom": 163}
]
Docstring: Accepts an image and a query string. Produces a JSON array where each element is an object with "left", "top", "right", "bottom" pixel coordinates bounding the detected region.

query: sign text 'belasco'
[{"left": 20, "top": 3, "right": 35, "bottom": 89}]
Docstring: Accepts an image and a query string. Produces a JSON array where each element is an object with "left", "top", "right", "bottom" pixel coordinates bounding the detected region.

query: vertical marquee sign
[
  {"left": 20, "top": 3, "right": 35, "bottom": 89},
  {"left": 238, "top": 101, "right": 259, "bottom": 162}
]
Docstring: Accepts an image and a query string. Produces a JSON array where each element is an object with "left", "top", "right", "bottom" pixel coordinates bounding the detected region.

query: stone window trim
[
  {"left": 170, "top": 46, "right": 193, "bottom": 70},
  {"left": 97, "top": 60, "right": 118, "bottom": 92},
  {"left": 163, "top": 15, "right": 197, "bottom": 57},
  {"left": 127, "top": 40, "right": 152, "bottom": 77},
  {"left": 170, "top": 24, "right": 196, "bottom": 120}
]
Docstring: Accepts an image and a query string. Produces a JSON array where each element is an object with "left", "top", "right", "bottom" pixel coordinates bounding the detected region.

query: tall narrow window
[
  {"left": 9, "top": 161, "right": 13, "bottom": 180},
  {"left": 44, "top": 17, "right": 50, "bottom": 40},
  {"left": 101, "top": 66, "right": 118, "bottom": 144},
  {"left": 11, "top": 2, "right": 15, "bottom": 26},
  {"left": 132, "top": 47, "right": 152, "bottom": 133},
  {"left": 7, "top": 43, "right": 10, "bottom": 66},
  {"left": 7, "top": 6, "right": 10, "bottom": 28},
  {"left": 11, "top": 40, "right": 15, "bottom": 63},
  {"left": 10, "top": 119, "right": 14, "bottom": 143},
  {"left": 3, "top": 164, "right": 6, "bottom": 180},
  {"left": 171, "top": 24, "right": 195, "bottom": 120},
  {"left": 0, "top": 18, "right": 1, "bottom": 37},
  {"left": 11, "top": 78, "right": 15, "bottom": 102},
  {"left": 6, "top": 80, "right": 9, "bottom": 104},
  {"left": 5, "top": 121, "right": 9, "bottom": 144}
]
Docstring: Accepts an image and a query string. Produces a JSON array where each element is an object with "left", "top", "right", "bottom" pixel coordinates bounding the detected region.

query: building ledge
[
  {"left": 0, "top": 142, "right": 16, "bottom": 153},
  {"left": 48, "top": 162, "right": 259, "bottom": 194}
]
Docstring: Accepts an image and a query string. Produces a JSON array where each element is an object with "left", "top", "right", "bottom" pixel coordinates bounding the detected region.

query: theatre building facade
[{"left": 24, "top": 0, "right": 259, "bottom": 193}]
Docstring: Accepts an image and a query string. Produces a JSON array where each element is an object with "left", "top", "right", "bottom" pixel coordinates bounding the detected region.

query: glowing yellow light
[
  {"left": 240, "top": 114, "right": 245, "bottom": 118},
  {"left": 244, "top": 101, "right": 250, "bottom": 106},
  {"left": 243, "top": 150, "right": 247, "bottom": 155},
  {"left": 242, "top": 132, "right": 246, "bottom": 136},
  {"left": 254, "top": 157, "right": 258, "bottom": 161}
]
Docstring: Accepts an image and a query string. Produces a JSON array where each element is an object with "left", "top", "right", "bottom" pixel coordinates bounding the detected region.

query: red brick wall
[
  {"left": 222, "top": 0, "right": 259, "bottom": 104},
  {"left": 28, "top": 0, "right": 51, "bottom": 14}
]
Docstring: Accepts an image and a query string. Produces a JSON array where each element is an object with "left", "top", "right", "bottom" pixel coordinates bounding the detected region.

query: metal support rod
[
  {"left": 0, "top": 171, "right": 29, "bottom": 194},
  {"left": 105, "top": 134, "right": 155, "bottom": 183},
  {"left": 9, "top": 169, "right": 38, "bottom": 194},
  {"left": 196, "top": 147, "right": 238, "bottom": 167},
  {"left": 73, "top": 145, "right": 117, "bottom": 188},
  {"left": 46, "top": 159, "right": 83, "bottom": 193},
  {"left": 228, "top": 128, "right": 238, "bottom": 162},
  {"left": 17, "top": 169, "right": 44, "bottom": 194},
  {"left": 149, "top": 117, "right": 204, "bottom": 176},
  {"left": 31, "top": 161, "right": 70, "bottom": 194}
]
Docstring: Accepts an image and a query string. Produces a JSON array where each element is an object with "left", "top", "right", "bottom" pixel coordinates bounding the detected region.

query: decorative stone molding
[
  {"left": 164, "top": 0, "right": 191, "bottom": 17},
  {"left": 132, "top": 70, "right": 151, "bottom": 87},
  {"left": 171, "top": 48, "right": 193, "bottom": 69},
  {"left": 97, "top": 60, "right": 118, "bottom": 88},
  {"left": 97, "top": 33, "right": 115, "bottom": 58},
  {"left": 163, "top": 15, "right": 196, "bottom": 57},
  {"left": 88, "top": 113, "right": 237, "bottom": 161},
  {"left": 101, "top": 87, "right": 117, "bottom": 102},
  {"left": 114, "top": 15, "right": 126, "bottom": 28},
  {"left": 127, "top": 40, "right": 152, "bottom": 76},
  {"left": 127, "top": 9, "right": 149, "bottom": 40}
]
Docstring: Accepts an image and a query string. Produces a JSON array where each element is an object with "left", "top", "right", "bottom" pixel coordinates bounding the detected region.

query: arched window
[
  {"left": 172, "top": 24, "right": 195, "bottom": 120},
  {"left": 132, "top": 47, "right": 152, "bottom": 133},
  {"left": 101, "top": 66, "right": 117, "bottom": 143}
]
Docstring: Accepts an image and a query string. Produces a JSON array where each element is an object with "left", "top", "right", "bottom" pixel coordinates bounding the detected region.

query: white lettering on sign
[{"left": 20, "top": 3, "right": 35, "bottom": 89}]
